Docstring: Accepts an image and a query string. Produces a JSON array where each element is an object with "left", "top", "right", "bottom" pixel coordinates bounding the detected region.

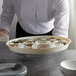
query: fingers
[{"left": 0, "top": 29, "right": 8, "bottom": 36}]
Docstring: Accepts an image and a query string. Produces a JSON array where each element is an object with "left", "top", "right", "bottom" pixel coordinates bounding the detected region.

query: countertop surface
[{"left": 0, "top": 42, "right": 76, "bottom": 76}]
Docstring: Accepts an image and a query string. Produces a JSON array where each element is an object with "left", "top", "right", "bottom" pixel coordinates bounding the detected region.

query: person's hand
[{"left": 0, "top": 29, "right": 8, "bottom": 36}]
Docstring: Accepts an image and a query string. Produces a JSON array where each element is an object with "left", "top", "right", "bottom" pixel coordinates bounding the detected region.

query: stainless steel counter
[{"left": 0, "top": 42, "right": 76, "bottom": 76}]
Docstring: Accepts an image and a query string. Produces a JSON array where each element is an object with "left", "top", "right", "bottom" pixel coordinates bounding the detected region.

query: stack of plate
[
  {"left": 60, "top": 60, "right": 76, "bottom": 76},
  {"left": 0, "top": 63, "right": 27, "bottom": 76}
]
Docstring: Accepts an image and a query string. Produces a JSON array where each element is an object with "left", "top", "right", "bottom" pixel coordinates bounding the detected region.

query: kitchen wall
[{"left": 0, "top": 0, "right": 17, "bottom": 39}]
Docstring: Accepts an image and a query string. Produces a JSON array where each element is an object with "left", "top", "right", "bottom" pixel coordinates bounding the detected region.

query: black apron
[{"left": 16, "top": 22, "right": 53, "bottom": 38}]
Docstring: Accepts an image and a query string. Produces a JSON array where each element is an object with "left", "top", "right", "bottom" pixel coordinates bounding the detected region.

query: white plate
[
  {"left": 60, "top": 60, "right": 76, "bottom": 74},
  {"left": 6, "top": 36, "right": 71, "bottom": 54},
  {"left": 0, "top": 63, "right": 27, "bottom": 75}
]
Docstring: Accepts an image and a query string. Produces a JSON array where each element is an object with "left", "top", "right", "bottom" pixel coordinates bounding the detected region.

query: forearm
[
  {"left": 53, "top": 11, "right": 69, "bottom": 38},
  {"left": 53, "top": 0, "right": 69, "bottom": 38},
  {"left": 0, "top": 28, "right": 8, "bottom": 36}
]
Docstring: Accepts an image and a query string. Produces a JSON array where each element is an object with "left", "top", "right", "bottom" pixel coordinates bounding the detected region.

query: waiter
[{"left": 0, "top": 0, "right": 69, "bottom": 38}]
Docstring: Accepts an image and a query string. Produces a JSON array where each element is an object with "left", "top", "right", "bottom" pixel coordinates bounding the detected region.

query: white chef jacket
[{"left": 0, "top": 0, "right": 69, "bottom": 37}]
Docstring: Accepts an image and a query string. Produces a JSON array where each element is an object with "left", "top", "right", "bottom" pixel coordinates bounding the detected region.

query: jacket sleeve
[
  {"left": 0, "top": 0, "right": 15, "bottom": 32},
  {"left": 53, "top": 0, "right": 69, "bottom": 38}
]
